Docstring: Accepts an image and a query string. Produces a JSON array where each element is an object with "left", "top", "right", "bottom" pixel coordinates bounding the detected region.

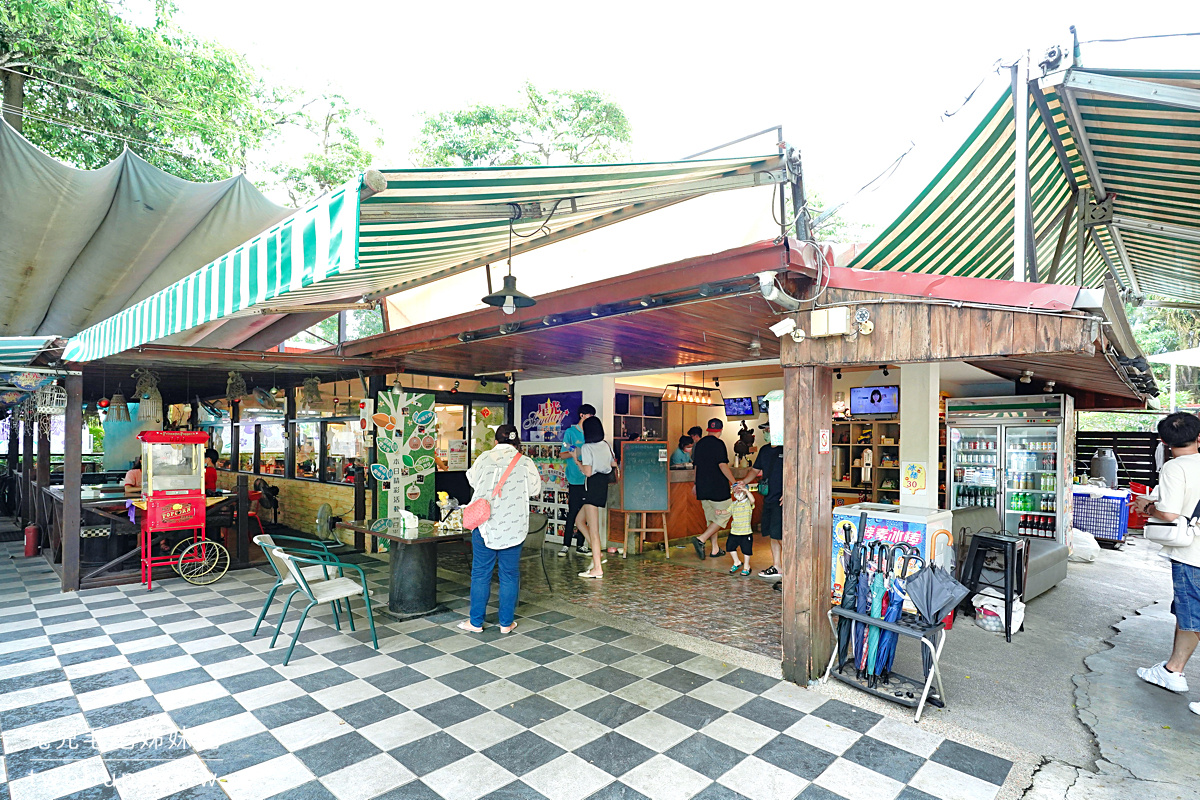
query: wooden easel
[{"left": 616, "top": 509, "right": 669, "bottom": 558}]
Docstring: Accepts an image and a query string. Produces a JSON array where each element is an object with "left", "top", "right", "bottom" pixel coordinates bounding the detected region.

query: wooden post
[
  {"left": 367, "top": 375, "right": 386, "bottom": 518},
  {"left": 63, "top": 376, "right": 83, "bottom": 592},
  {"left": 21, "top": 417, "right": 33, "bottom": 527},
  {"left": 353, "top": 465, "right": 366, "bottom": 551},
  {"left": 780, "top": 365, "right": 834, "bottom": 683},
  {"left": 36, "top": 420, "right": 50, "bottom": 528},
  {"left": 284, "top": 388, "right": 297, "bottom": 483},
  {"left": 230, "top": 400, "right": 240, "bottom": 472},
  {"left": 235, "top": 474, "right": 250, "bottom": 566}
]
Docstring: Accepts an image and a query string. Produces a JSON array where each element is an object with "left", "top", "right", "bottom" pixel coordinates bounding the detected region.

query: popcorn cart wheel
[{"left": 175, "top": 540, "right": 230, "bottom": 585}]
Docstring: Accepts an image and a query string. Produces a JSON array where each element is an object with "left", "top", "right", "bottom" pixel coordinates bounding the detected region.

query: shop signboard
[
  {"left": 520, "top": 391, "right": 582, "bottom": 443},
  {"left": 373, "top": 390, "right": 437, "bottom": 527}
]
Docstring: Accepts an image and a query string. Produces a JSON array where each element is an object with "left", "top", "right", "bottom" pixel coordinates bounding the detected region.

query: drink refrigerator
[{"left": 945, "top": 395, "right": 1074, "bottom": 542}]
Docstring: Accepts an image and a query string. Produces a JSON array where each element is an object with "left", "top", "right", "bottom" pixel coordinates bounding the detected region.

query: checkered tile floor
[{"left": 0, "top": 544, "right": 1012, "bottom": 800}]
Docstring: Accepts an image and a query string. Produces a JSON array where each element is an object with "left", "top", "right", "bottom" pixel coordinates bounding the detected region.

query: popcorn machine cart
[{"left": 136, "top": 431, "right": 229, "bottom": 590}]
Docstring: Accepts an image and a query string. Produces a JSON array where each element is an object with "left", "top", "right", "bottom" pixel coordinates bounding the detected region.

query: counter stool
[{"left": 959, "top": 532, "right": 1027, "bottom": 642}]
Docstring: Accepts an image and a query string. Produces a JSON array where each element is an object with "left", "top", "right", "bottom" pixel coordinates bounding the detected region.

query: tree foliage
[
  {"left": 0, "top": 0, "right": 380, "bottom": 198},
  {"left": 412, "top": 82, "right": 631, "bottom": 167},
  {"left": 269, "top": 93, "right": 381, "bottom": 206}
]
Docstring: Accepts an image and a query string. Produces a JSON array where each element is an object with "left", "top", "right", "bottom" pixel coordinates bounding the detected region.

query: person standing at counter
[
  {"left": 691, "top": 418, "right": 737, "bottom": 559},
  {"left": 460, "top": 425, "right": 542, "bottom": 634},
  {"left": 748, "top": 425, "right": 785, "bottom": 579},
  {"left": 204, "top": 448, "right": 219, "bottom": 494},
  {"left": 576, "top": 416, "right": 618, "bottom": 579},
  {"left": 560, "top": 404, "right": 596, "bottom": 557},
  {"left": 688, "top": 426, "right": 703, "bottom": 445},
  {"left": 671, "top": 436, "right": 693, "bottom": 466}
]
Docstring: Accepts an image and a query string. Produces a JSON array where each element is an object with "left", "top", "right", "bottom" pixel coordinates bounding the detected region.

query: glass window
[
  {"left": 294, "top": 422, "right": 320, "bottom": 480},
  {"left": 238, "top": 424, "right": 255, "bottom": 472},
  {"left": 258, "top": 422, "right": 286, "bottom": 476},
  {"left": 471, "top": 402, "right": 507, "bottom": 463},
  {"left": 324, "top": 421, "right": 364, "bottom": 484},
  {"left": 204, "top": 423, "right": 232, "bottom": 469},
  {"left": 435, "top": 404, "right": 466, "bottom": 470}
]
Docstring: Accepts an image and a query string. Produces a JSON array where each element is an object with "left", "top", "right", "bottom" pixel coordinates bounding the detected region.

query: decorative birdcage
[
  {"left": 134, "top": 368, "right": 163, "bottom": 422},
  {"left": 35, "top": 384, "right": 67, "bottom": 415}
]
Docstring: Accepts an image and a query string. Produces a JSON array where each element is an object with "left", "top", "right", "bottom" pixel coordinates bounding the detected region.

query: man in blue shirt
[
  {"left": 560, "top": 403, "right": 595, "bottom": 556},
  {"left": 670, "top": 435, "right": 693, "bottom": 466}
]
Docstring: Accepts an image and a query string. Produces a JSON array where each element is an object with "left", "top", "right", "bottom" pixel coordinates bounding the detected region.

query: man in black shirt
[
  {"left": 691, "top": 419, "right": 737, "bottom": 559},
  {"left": 747, "top": 424, "right": 784, "bottom": 578}
]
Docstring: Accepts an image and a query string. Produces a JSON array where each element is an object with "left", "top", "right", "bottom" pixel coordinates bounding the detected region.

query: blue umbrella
[{"left": 873, "top": 548, "right": 924, "bottom": 686}]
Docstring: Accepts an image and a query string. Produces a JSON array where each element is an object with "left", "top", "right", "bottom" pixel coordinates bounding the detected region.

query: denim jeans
[{"left": 469, "top": 528, "right": 523, "bottom": 628}]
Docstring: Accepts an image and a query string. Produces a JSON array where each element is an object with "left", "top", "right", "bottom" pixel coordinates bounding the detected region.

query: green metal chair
[
  {"left": 261, "top": 542, "right": 378, "bottom": 665},
  {"left": 252, "top": 534, "right": 348, "bottom": 637}
]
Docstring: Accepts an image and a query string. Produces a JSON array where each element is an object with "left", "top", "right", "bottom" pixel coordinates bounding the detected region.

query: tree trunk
[{"left": 2, "top": 70, "right": 25, "bottom": 133}]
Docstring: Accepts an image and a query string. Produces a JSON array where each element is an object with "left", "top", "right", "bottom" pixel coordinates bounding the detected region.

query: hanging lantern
[
  {"left": 300, "top": 377, "right": 323, "bottom": 411},
  {"left": 134, "top": 368, "right": 162, "bottom": 423},
  {"left": 98, "top": 397, "right": 110, "bottom": 409},
  {"left": 226, "top": 371, "right": 248, "bottom": 405},
  {"left": 108, "top": 391, "right": 130, "bottom": 422}
]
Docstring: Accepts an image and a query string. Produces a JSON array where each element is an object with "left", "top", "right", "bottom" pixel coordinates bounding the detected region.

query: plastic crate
[{"left": 1072, "top": 488, "right": 1130, "bottom": 543}]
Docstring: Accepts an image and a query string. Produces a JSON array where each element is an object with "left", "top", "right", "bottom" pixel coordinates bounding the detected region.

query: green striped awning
[
  {"left": 63, "top": 156, "right": 785, "bottom": 362},
  {"left": 850, "top": 68, "right": 1200, "bottom": 303},
  {"left": 0, "top": 336, "right": 57, "bottom": 367}
]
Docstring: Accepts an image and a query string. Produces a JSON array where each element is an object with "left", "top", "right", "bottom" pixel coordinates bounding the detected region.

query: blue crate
[{"left": 1072, "top": 489, "right": 1130, "bottom": 542}]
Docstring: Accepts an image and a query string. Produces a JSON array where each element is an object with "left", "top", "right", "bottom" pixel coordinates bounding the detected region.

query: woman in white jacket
[{"left": 460, "top": 425, "right": 541, "bottom": 634}]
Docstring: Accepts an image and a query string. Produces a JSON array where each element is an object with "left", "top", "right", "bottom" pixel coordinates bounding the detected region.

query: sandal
[
  {"left": 711, "top": 549, "right": 726, "bottom": 558},
  {"left": 500, "top": 621, "right": 518, "bottom": 634},
  {"left": 729, "top": 565, "right": 741, "bottom": 574},
  {"left": 693, "top": 540, "right": 706, "bottom": 560},
  {"left": 740, "top": 567, "right": 752, "bottom": 576},
  {"left": 578, "top": 570, "right": 603, "bottom": 579},
  {"left": 456, "top": 620, "right": 484, "bottom": 633}
]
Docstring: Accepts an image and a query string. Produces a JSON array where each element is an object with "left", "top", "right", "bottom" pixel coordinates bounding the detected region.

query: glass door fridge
[
  {"left": 948, "top": 425, "right": 1001, "bottom": 512},
  {"left": 1002, "top": 424, "right": 1061, "bottom": 541}
]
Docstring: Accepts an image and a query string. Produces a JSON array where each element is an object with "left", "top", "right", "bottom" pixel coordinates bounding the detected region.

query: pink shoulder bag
[{"left": 462, "top": 453, "right": 523, "bottom": 530}]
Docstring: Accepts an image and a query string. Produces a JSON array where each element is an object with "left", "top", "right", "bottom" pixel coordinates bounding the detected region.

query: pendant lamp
[{"left": 482, "top": 224, "right": 537, "bottom": 315}]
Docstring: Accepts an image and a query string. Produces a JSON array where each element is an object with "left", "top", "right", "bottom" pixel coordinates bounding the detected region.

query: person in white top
[
  {"left": 460, "top": 425, "right": 541, "bottom": 634},
  {"left": 573, "top": 416, "right": 618, "bottom": 579},
  {"left": 1133, "top": 412, "right": 1200, "bottom": 716}
]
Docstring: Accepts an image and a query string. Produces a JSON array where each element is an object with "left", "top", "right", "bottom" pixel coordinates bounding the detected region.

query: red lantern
[{"left": 98, "top": 398, "right": 110, "bottom": 408}]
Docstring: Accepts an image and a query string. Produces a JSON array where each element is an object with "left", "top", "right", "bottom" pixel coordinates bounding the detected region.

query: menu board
[{"left": 372, "top": 390, "right": 437, "bottom": 529}]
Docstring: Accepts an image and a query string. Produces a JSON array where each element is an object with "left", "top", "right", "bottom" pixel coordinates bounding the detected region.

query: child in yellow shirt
[{"left": 725, "top": 483, "right": 755, "bottom": 576}]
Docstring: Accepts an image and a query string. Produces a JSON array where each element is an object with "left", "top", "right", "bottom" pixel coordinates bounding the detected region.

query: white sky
[{"left": 164, "top": 2, "right": 1200, "bottom": 325}]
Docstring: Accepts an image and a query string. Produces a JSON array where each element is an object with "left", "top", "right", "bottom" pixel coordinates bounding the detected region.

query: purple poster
[{"left": 520, "top": 391, "right": 583, "bottom": 443}]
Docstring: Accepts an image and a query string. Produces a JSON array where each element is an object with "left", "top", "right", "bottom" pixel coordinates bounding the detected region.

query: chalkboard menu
[{"left": 617, "top": 441, "right": 669, "bottom": 512}]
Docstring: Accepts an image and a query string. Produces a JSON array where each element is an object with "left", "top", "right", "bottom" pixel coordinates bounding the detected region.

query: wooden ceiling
[{"left": 968, "top": 352, "right": 1144, "bottom": 410}]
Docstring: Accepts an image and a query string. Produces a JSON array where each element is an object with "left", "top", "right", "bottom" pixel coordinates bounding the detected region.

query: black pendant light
[{"left": 482, "top": 222, "right": 537, "bottom": 315}]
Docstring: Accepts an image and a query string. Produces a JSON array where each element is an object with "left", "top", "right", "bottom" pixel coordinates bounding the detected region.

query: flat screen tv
[
  {"left": 850, "top": 385, "right": 899, "bottom": 416},
  {"left": 723, "top": 396, "right": 755, "bottom": 417}
]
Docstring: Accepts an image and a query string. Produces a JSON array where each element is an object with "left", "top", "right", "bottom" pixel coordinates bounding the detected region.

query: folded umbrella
[
  {"left": 863, "top": 544, "right": 886, "bottom": 681},
  {"left": 836, "top": 541, "right": 862, "bottom": 674},
  {"left": 905, "top": 563, "right": 969, "bottom": 676}
]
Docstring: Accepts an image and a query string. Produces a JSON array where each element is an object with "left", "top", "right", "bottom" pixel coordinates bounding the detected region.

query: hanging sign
[
  {"left": 902, "top": 462, "right": 928, "bottom": 496},
  {"left": 818, "top": 429, "right": 831, "bottom": 454}
]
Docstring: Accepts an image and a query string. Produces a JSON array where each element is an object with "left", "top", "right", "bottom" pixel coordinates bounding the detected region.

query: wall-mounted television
[
  {"left": 849, "top": 385, "right": 899, "bottom": 416},
  {"left": 757, "top": 395, "right": 769, "bottom": 414},
  {"left": 723, "top": 396, "right": 756, "bottom": 417}
]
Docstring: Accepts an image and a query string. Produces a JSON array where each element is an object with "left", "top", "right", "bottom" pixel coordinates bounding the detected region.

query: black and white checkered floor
[{"left": 0, "top": 545, "right": 1012, "bottom": 800}]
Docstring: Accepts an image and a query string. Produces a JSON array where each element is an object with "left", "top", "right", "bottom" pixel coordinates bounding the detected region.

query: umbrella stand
[{"left": 822, "top": 604, "right": 949, "bottom": 723}]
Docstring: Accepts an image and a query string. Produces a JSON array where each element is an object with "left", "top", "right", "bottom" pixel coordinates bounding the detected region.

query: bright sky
[{"left": 167, "top": 1, "right": 1200, "bottom": 326}]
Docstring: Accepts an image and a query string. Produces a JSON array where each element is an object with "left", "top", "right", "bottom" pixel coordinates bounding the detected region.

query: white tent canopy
[{"left": 0, "top": 119, "right": 292, "bottom": 343}]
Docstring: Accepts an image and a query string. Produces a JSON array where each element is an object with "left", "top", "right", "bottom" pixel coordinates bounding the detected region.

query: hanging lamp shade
[{"left": 482, "top": 274, "right": 536, "bottom": 315}]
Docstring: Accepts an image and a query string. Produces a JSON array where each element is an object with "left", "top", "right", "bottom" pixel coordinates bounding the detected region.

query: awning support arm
[{"left": 1048, "top": 189, "right": 1078, "bottom": 284}]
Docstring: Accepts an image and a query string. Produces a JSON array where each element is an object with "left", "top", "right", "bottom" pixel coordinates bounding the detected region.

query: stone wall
[{"left": 214, "top": 471, "right": 369, "bottom": 544}]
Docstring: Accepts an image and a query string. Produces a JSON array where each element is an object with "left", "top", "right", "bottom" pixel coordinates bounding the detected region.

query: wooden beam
[
  {"left": 781, "top": 297, "right": 1097, "bottom": 367},
  {"left": 62, "top": 376, "right": 82, "bottom": 592},
  {"left": 21, "top": 419, "right": 33, "bottom": 528},
  {"left": 781, "top": 365, "right": 833, "bottom": 682},
  {"left": 36, "top": 421, "right": 49, "bottom": 529}
]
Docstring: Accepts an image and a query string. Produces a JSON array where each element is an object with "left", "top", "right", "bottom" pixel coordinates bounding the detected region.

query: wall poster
[
  {"left": 519, "top": 391, "right": 582, "bottom": 543},
  {"left": 372, "top": 391, "right": 437, "bottom": 543}
]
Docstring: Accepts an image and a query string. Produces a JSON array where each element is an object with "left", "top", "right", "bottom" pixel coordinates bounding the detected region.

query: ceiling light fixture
[
  {"left": 835, "top": 369, "right": 842, "bottom": 380},
  {"left": 589, "top": 305, "right": 604, "bottom": 317},
  {"left": 1019, "top": 370, "right": 1034, "bottom": 384},
  {"left": 880, "top": 365, "right": 890, "bottom": 377},
  {"left": 1043, "top": 380, "right": 1056, "bottom": 393},
  {"left": 482, "top": 223, "right": 537, "bottom": 315},
  {"left": 661, "top": 384, "right": 721, "bottom": 405},
  {"left": 612, "top": 356, "right": 623, "bottom": 370}
]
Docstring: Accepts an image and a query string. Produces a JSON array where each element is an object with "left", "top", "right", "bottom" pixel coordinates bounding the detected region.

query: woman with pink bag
[{"left": 458, "top": 424, "right": 542, "bottom": 634}]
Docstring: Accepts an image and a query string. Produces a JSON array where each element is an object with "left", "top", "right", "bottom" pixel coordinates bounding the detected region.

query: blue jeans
[{"left": 469, "top": 529, "right": 523, "bottom": 628}]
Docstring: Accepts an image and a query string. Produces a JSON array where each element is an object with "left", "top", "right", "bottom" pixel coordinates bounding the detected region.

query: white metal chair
[
  {"left": 252, "top": 534, "right": 347, "bottom": 637},
  {"left": 259, "top": 541, "right": 378, "bottom": 665}
]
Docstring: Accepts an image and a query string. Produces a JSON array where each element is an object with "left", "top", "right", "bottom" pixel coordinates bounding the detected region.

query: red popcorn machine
[{"left": 136, "top": 431, "right": 229, "bottom": 589}]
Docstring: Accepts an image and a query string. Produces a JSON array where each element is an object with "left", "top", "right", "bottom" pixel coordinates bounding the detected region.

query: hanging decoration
[
  {"left": 134, "top": 368, "right": 163, "bottom": 422},
  {"left": 8, "top": 372, "right": 52, "bottom": 391},
  {"left": 226, "top": 371, "right": 247, "bottom": 405},
  {"left": 167, "top": 404, "right": 192, "bottom": 426},
  {"left": 83, "top": 400, "right": 100, "bottom": 425},
  {"left": 0, "top": 390, "right": 24, "bottom": 405},
  {"left": 108, "top": 390, "right": 131, "bottom": 422},
  {"left": 301, "top": 377, "right": 323, "bottom": 411},
  {"left": 35, "top": 384, "right": 67, "bottom": 415}
]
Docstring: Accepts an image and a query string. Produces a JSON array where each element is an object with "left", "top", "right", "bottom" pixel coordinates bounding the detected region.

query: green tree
[
  {"left": 1, "top": 0, "right": 267, "bottom": 181},
  {"left": 268, "top": 93, "right": 382, "bottom": 206},
  {"left": 412, "top": 82, "right": 631, "bottom": 167}
]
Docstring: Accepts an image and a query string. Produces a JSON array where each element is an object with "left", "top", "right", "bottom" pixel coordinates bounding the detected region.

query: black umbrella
[
  {"left": 904, "top": 563, "right": 969, "bottom": 676},
  {"left": 835, "top": 513, "right": 866, "bottom": 674}
]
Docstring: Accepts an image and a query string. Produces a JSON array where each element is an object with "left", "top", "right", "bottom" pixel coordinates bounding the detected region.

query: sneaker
[
  {"left": 557, "top": 546, "right": 568, "bottom": 558},
  {"left": 758, "top": 566, "right": 780, "bottom": 578},
  {"left": 1137, "top": 661, "right": 1188, "bottom": 693},
  {"left": 576, "top": 544, "right": 591, "bottom": 555}
]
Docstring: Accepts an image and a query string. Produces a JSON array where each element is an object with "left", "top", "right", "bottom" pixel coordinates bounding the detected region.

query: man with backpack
[{"left": 1134, "top": 411, "right": 1200, "bottom": 716}]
